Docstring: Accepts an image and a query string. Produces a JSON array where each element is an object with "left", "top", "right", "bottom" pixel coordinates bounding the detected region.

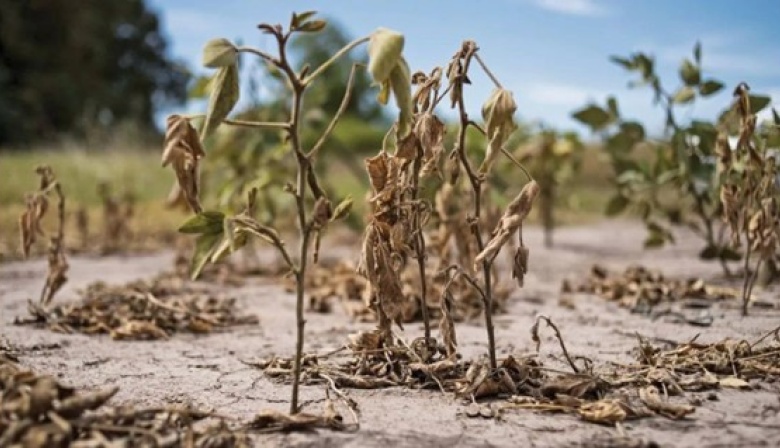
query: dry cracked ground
[{"left": 2, "top": 220, "right": 780, "bottom": 447}]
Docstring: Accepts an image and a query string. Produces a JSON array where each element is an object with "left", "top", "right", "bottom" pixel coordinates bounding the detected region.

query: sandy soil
[{"left": 2, "top": 220, "right": 780, "bottom": 447}]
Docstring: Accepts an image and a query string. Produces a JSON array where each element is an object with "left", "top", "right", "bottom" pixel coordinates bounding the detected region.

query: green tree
[{"left": 0, "top": 0, "right": 189, "bottom": 145}]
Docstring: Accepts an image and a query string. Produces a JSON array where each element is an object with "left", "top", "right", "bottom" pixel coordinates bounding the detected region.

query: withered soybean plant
[
  {"left": 163, "top": 13, "right": 417, "bottom": 415},
  {"left": 720, "top": 84, "right": 780, "bottom": 315},
  {"left": 18, "top": 166, "right": 69, "bottom": 307},
  {"left": 358, "top": 39, "right": 539, "bottom": 370}
]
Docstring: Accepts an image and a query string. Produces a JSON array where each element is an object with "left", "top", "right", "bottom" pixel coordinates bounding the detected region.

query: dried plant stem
[
  {"left": 410, "top": 143, "right": 431, "bottom": 345},
  {"left": 532, "top": 315, "right": 580, "bottom": 374},
  {"left": 741, "top": 243, "right": 753, "bottom": 316},
  {"left": 455, "top": 90, "right": 497, "bottom": 370},
  {"left": 473, "top": 53, "right": 502, "bottom": 89}
]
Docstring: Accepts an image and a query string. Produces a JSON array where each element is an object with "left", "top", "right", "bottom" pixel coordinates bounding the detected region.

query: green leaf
[
  {"left": 673, "top": 86, "right": 696, "bottom": 104},
  {"left": 693, "top": 41, "right": 701, "bottom": 64},
  {"left": 606, "top": 96, "right": 620, "bottom": 118},
  {"left": 605, "top": 195, "right": 629, "bottom": 216},
  {"left": 643, "top": 231, "right": 666, "bottom": 249},
  {"left": 291, "top": 10, "right": 317, "bottom": 29},
  {"left": 571, "top": 105, "right": 612, "bottom": 130},
  {"left": 772, "top": 108, "right": 780, "bottom": 126},
  {"left": 179, "top": 211, "right": 225, "bottom": 234},
  {"left": 331, "top": 196, "right": 353, "bottom": 221},
  {"left": 609, "top": 55, "right": 634, "bottom": 70},
  {"left": 296, "top": 20, "right": 327, "bottom": 33},
  {"left": 679, "top": 59, "right": 700, "bottom": 86},
  {"left": 749, "top": 94, "right": 771, "bottom": 114},
  {"left": 202, "top": 38, "right": 237, "bottom": 68},
  {"left": 190, "top": 231, "right": 224, "bottom": 280},
  {"left": 699, "top": 79, "right": 724, "bottom": 96},
  {"left": 202, "top": 64, "right": 240, "bottom": 140},
  {"left": 620, "top": 121, "right": 645, "bottom": 141}
]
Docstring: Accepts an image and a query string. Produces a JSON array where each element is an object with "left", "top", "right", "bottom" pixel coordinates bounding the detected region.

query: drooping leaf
[
  {"left": 331, "top": 196, "right": 353, "bottom": 221},
  {"left": 191, "top": 231, "right": 224, "bottom": 280},
  {"left": 202, "top": 64, "right": 240, "bottom": 140},
  {"left": 179, "top": 211, "right": 225, "bottom": 234},
  {"left": 367, "top": 28, "right": 404, "bottom": 84}
]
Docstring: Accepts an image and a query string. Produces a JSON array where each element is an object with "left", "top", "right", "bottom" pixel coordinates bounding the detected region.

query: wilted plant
[
  {"left": 98, "top": 182, "right": 135, "bottom": 254},
  {"left": 357, "top": 39, "right": 538, "bottom": 370},
  {"left": 164, "top": 12, "right": 390, "bottom": 415},
  {"left": 573, "top": 43, "right": 773, "bottom": 273},
  {"left": 516, "top": 128, "right": 583, "bottom": 247},
  {"left": 720, "top": 83, "right": 780, "bottom": 315},
  {"left": 19, "top": 166, "right": 68, "bottom": 306}
]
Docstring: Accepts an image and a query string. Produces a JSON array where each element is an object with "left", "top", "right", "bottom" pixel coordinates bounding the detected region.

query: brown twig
[{"left": 531, "top": 315, "right": 580, "bottom": 374}]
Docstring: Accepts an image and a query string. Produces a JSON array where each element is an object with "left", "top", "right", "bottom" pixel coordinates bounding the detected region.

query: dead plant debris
[
  {"left": 246, "top": 322, "right": 780, "bottom": 428},
  {"left": 562, "top": 264, "right": 743, "bottom": 321},
  {"left": 15, "top": 273, "right": 258, "bottom": 340},
  {"left": 0, "top": 355, "right": 357, "bottom": 446}
]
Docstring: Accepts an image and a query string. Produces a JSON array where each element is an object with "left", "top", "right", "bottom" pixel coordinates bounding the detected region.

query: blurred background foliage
[{"left": 2, "top": 1, "right": 775, "bottom": 265}]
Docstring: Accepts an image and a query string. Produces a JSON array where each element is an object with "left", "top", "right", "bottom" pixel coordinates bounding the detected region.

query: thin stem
[
  {"left": 741, "top": 242, "right": 753, "bottom": 317},
  {"left": 275, "top": 31, "right": 309, "bottom": 414},
  {"left": 224, "top": 119, "right": 290, "bottom": 129},
  {"left": 184, "top": 115, "right": 290, "bottom": 130},
  {"left": 454, "top": 84, "right": 496, "bottom": 369},
  {"left": 303, "top": 36, "right": 370, "bottom": 86},
  {"left": 237, "top": 46, "right": 280, "bottom": 66},
  {"left": 410, "top": 141, "right": 431, "bottom": 345},
  {"left": 308, "top": 63, "right": 361, "bottom": 158},
  {"left": 473, "top": 53, "right": 503, "bottom": 89}
]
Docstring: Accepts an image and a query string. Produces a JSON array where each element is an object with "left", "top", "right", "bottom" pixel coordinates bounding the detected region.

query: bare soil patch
[{"left": 2, "top": 221, "right": 780, "bottom": 447}]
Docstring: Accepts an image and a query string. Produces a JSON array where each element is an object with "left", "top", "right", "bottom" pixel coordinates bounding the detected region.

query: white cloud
[{"left": 529, "top": 0, "right": 609, "bottom": 17}]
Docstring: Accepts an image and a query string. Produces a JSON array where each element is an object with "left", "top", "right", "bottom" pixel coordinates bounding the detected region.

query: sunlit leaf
[
  {"left": 179, "top": 211, "right": 225, "bottom": 234},
  {"left": 331, "top": 196, "right": 353, "bottom": 221},
  {"left": 296, "top": 20, "right": 327, "bottom": 33},
  {"left": 673, "top": 86, "right": 696, "bottom": 104}
]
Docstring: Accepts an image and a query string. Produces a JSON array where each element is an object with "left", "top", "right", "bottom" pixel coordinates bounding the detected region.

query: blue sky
[{"left": 147, "top": 0, "right": 780, "bottom": 134}]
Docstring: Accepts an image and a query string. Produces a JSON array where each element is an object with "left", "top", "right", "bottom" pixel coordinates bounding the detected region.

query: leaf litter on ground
[
  {"left": 15, "top": 270, "right": 258, "bottom": 340},
  {"left": 0, "top": 350, "right": 355, "bottom": 446}
]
